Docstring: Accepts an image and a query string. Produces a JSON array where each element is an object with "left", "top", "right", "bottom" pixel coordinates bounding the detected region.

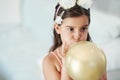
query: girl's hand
[
  {"left": 61, "top": 41, "right": 76, "bottom": 57},
  {"left": 61, "top": 58, "right": 72, "bottom": 80},
  {"left": 99, "top": 72, "right": 107, "bottom": 80},
  {"left": 60, "top": 42, "right": 74, "bottom": 80}
]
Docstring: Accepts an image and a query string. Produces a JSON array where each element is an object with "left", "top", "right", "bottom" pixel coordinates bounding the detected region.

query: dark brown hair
[{"left": 49, "top": 3, "right": 91, "bottom": 52}]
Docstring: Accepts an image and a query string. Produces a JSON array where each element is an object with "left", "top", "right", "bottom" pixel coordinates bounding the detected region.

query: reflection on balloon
[{"left": 65, "top": 41, "right": 106, "bottom": 80}]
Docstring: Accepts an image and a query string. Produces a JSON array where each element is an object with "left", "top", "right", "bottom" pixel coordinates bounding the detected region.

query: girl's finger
[{"left": 61, "top": 42, "right": 68, "bottom": 57}]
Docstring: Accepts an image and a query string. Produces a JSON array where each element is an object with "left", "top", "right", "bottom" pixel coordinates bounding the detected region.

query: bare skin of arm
[
  {"left": 42, "top": 54, "right": 61, "bottom": 80},
  {"left": 42, "top": 53, "right": 72, "bottom": 80}
]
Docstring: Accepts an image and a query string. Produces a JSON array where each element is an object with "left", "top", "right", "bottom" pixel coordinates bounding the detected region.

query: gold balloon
[{"left": 65, "top": 41, "right": 106, "bottom": 80}]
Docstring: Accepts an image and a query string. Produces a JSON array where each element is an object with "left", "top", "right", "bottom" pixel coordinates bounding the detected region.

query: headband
[{"left": 55, "top": 0, "right": 93, "bottom": 24}]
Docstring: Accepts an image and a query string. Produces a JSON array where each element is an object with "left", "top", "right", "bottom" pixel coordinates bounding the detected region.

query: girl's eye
[
  {"left": 80, "top": 27, "right": 87, "bottom": 32},
  {"left": 70, "top": 27, "right": 74, "bottom": 31},
  {"left": 68, "top": 27, "right": 74, "bottom": 32}
]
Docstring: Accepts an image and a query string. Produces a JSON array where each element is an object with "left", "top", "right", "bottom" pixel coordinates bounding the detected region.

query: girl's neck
[{"left": 56, "top": 46, "right": 63, "bottom": 60}]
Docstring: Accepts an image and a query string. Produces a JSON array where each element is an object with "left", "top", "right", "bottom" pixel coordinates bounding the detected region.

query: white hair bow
[
  {"left": 59, "top": 0, "right": 93, "bottom": 9},
  {"left": 55, "top": 0, "right": 93, "bottom": 24}
]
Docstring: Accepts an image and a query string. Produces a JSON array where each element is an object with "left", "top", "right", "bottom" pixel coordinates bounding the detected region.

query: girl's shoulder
[
  {"left": 42, "top": 51, "right": 57, "bottom": 67},
  {"left": 42, "top": 51, "right": 61, "bottom": 72}
]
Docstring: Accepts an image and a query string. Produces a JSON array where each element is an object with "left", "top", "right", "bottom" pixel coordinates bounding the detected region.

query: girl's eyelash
[
  {"left": 66, "top": 26, "right": 74, "bottom": 31},
  {"left": 82, "top": 27, "right": 87, "bottom": 30},
  {"left": 82, "top": 27, "right": 88, "bottom": 29},
  {"left": 67, "top": 26, "right": 88, "bottom": 32},
  {"left": 80, "top": 27, "right": 88, "bottom": 32}
]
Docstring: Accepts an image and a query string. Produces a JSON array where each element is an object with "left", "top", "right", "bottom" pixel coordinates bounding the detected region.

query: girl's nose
[{"left": 73, "top": 31, "right": 81, "bottom": 42}]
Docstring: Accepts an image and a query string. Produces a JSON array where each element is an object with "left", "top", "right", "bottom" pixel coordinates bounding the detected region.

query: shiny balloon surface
[{"left": 65, "top": 41, "right": 106, "bottom": 80}]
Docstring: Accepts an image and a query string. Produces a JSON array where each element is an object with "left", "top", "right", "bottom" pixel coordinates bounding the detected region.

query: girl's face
[{"left": 55, "top": 15, "right": 89, "bottom": 46}]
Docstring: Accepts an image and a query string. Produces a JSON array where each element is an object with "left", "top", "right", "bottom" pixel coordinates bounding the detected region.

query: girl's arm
[
  {"left": 42, "top": 55, "right": 72, "bottom": 80},
  {"left": 42, "top": 55, "right": 60, "bottom": 80}
]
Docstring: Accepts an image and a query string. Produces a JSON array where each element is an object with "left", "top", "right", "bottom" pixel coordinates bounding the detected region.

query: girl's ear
[{"left": 54, "top": 23, "right": 61, "bottom": 34}]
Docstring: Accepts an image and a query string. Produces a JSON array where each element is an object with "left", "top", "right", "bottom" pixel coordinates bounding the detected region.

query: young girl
[{"left": 42, "top": 0, "right": 107, "bottom": 80}]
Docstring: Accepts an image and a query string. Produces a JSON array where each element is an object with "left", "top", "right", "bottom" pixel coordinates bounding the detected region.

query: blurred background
[{"left": 0, "top": 0, "right": 120, "bottom": 80}]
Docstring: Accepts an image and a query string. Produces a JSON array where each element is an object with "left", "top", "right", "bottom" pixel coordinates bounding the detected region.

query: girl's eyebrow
[
  {"left": 66, "top": 25, "right": 74, "bottom": 28},
  {"left": 66, "top": 24, "right": 89, "bottom": 28},
  {"left": 82, "top": 24, "right": 89, "bottom": 27}
]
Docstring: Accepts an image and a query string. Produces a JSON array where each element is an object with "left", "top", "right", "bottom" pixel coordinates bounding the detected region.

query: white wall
[
  {"left": 0, "top": 0, "right": 57, "bottom": 80},
  {"left": 0, "top": 0, "right": 21, "bottom": 24}
]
